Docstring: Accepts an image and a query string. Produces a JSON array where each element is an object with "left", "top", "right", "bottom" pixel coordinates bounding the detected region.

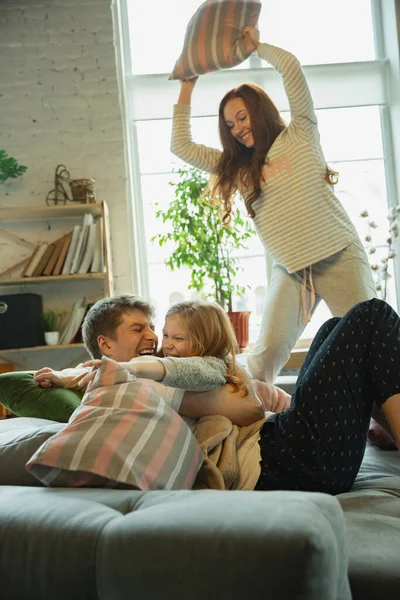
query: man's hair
[{"left": 82, "top": 294, "right": 155, "bottom": 359}]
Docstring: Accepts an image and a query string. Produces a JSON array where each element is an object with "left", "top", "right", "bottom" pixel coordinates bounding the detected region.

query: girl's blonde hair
[
  {"left": 165, "top": 300, "right": 247, "bottom": 394},
  {"left": 211, "top": 82, "right": 338, "bottom": 224}
]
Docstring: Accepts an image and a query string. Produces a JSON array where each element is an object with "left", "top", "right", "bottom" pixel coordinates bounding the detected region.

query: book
[
  {"left": 70, "top": 302, "right": 94, "bottom": 343},
  {"left": 77, "top": 223, "right": 97, "bottom": 274},
  {"left": 23, "top": 243, "right": 49, "bottom": 277},
  {"left": 43, "top": 237, "right": 65, "bottom": 276},
  {"left": 90, "top": 218, "right": 104, "bottom": 273},
  {"left": 53, "top": 231, "right": 73, "bottom": 275},
  {"left": 61, "top": 225, "right": 81, "bottom": 275},
  {"left": 70, "top": 213, "right": 94, "bottom": 274},
  {"left": 31, "top": 243, "right": 55, "bottom": 277},
  {"left": 59, "top": 298, "right": 87, "bottom": 345}
]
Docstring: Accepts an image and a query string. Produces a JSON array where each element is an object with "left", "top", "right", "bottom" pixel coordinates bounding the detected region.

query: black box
[{"left": 0, "top": 293, "right": 45, "bottom": 350}]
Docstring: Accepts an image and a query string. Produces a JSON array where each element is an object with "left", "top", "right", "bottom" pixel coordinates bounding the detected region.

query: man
[{"left": 35, "top": 294, "right": 268, "bottom": 426}]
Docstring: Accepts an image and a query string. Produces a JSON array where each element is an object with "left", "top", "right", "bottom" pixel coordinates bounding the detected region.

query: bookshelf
[{"left": 0, "top": 202, "right": 113, "bottom": 369}]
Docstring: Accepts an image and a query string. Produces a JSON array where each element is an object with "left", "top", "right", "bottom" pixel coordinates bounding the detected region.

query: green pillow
[{"left": 0, "top": 372, "right": 83, "bottom": 422}]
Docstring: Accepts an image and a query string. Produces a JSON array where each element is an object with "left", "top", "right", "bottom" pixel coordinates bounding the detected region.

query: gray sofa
[{"left": 0, "top": 415, "right": 399, "bottom": 600}]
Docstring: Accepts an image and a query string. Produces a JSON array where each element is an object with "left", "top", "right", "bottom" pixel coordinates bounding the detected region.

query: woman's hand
[
  {"left": 177, "top": 76, "right": 199, "bottom": 105},
  {"left": 242, "top": 25, "right": 260, "bottom": 49}
]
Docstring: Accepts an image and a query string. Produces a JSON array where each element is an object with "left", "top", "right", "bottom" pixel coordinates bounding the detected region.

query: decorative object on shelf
[
  {"left": 360, "top": 207, "right": 400, "bottom": 300},
  {"left": 152, "top": 166, "right": 256, "bottom": 348},
  {"left": 69, "top": 178, "right": 96, "bottom": 204},
  {"left": 42, "top": 309, "right": 67, "bottom": 346},
  {"left": 46, "top": 164, "right": 96, "bottom": 206},
  {"left": 0, "top": 149, "right": 27, "bottom": 183}
]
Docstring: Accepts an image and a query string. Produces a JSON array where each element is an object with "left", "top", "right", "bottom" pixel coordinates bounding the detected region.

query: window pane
[
  {"left": 136, "top": 116, "right": 220, "bottom": 175},
  {"left": 127, "top": 0, "right": 203, "bottom": 75},
  {"left": 317, "top": 106, "right": 383, "bottom": 162},
  {"left": 127, "top": 0, "right": 375, "bottom": 75},
  {"left": 259, "top": 0, "right": 375, "bottom": 65}
]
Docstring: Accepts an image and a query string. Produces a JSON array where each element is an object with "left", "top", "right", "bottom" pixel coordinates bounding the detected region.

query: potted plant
[
  {"left": 152, "top": 166, "right": 256, "bottom": 348},
  {"left": 0, "top": 149, "right": 27, "bottom": 185},
  {"left": 42, "top": 309, "right": 66, "bottom": 346}
]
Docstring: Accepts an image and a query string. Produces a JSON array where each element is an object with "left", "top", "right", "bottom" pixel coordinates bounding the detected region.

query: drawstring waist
[{"left": 301, "top": 266, "right": 315, "bottom": 324}]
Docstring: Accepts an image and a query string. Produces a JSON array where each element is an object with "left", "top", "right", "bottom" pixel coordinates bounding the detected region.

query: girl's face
[
  {"left": 223, "top": 97, "right": 254, "bottom": 148},
  {"left": 162, "top": 315, "right": 192, "bottom": 357}
]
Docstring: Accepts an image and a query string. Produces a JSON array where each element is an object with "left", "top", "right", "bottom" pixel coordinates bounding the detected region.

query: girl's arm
[
  {"left": 171, "top": 79, "right": 222, "bottom": 173},
  {"left": 125, "top": 355, "right": 227, "bottom": 392}
]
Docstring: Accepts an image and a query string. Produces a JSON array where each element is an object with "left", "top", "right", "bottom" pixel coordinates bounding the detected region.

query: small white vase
[{"left": 44, "top": 331, "right": 59, "bottom": 346}]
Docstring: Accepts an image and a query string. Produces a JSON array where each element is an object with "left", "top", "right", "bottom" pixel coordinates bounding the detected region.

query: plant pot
[
  {"left": 44, "top": 331, "right": 59, "bottom": 346},
  {"left": 227, "top": 311, "right": 251, "bottom": 350}
]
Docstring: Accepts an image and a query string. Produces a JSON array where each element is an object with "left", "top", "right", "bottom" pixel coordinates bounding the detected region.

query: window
[{"left": 116, "top": 0, "right": 400, "bottom": 341}]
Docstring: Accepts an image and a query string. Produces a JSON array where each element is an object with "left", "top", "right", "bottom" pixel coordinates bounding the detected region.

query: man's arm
[
  {"left": 34, "top": 365, "right": 90, "bottom": 389},
  {"left": 180, "top": 367, "right": 265, "bottom": 426}
]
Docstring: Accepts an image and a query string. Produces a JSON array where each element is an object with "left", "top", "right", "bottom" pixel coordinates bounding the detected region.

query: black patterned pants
[{"left": 255, "top": 298, "right": 400, "bottom": 494}]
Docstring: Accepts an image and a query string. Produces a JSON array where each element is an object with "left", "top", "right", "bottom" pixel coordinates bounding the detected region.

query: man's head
[{"left": 82, "top": 295, "right": 157, "bottom": 361}]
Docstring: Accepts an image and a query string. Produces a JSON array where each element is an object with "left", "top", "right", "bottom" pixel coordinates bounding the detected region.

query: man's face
[{"left": 99, "top": 309, "right": 157, "bottom": 362}]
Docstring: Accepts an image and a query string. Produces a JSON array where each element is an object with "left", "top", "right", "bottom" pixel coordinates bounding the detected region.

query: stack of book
[{"left": 22, "top": 213, "right": 105, "bottom": 278}]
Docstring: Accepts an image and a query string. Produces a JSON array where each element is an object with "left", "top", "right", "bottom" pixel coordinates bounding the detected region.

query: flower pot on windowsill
[
  {"left": 44, "top": 331, "right": 59, "bottom": 346},
  {"left": 227, "top": 311, "right": 251, "bottom": 350}
]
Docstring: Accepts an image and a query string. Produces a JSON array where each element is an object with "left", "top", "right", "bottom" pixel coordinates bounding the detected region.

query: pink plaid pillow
[
  {"left": 26, "top": 357, "right": 203, "bottom": 490},
  {"left": 169, "top": 0, "right": 262, "bottom": 80}
]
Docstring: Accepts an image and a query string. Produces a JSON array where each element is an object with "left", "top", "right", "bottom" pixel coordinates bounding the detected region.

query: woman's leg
[
  {"left": 313, "top": 240, "right": 376, "bottom": 316},
  {"left": 247, "top": 264, "right": 320, "bottom": 383},
  {"left": 255, "top": 298, "right": 400, "bottom": 494}
]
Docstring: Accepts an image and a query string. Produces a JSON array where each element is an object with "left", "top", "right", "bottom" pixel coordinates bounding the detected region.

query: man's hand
[
  {"left": 78, "top": 360, "right": 103, "bottom": 389},
  {"left": 34, "top": 366, "right": 91, "bottom": 390},
  {"left": 34, "top": 367, "right": 73, "bottom": 389}
]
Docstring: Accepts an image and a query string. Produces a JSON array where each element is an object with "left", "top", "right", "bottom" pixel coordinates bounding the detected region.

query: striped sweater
[{"left": 171, "top": 42, "right": 359, "bottom": 273}]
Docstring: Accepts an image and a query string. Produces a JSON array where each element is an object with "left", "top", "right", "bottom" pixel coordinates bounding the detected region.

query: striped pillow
[
  {"left": 26, "top": 357, "right": 203, "bottom": 490},
  {"left": 169, "top": 0, "right": 262, "bottom": 80}
]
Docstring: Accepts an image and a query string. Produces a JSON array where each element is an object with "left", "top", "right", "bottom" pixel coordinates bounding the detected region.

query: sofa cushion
[
  {"left": 0, "top": 371, "right": 83, "bottom": 422},
  {"left": 27, "top": 357, "right": 203, "bottom": 490},
  {"left": 0, "top": 486, "right": 351, "bottom": 600},
  {"left": 169, "top": 0, "right": 262, "bottom": 80},
  {"left": 0, "top": 417, "right": 63, "bottom": 486}
]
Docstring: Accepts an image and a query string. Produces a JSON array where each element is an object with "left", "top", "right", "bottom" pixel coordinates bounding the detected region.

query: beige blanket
[{"left": 193, "top": 414, "right": 267, "bottom": 490}]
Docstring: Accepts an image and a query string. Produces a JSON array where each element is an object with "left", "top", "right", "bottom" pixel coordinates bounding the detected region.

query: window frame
[{"left": 113, "top": 0, "right": 400, "bottom": 328}]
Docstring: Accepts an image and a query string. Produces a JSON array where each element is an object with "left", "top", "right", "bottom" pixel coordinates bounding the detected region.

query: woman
[{"left": 170, "top": 26, "right": 376, "bottom": 384}]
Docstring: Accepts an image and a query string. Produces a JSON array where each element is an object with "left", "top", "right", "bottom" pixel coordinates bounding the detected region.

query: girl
[
  {"left": 83, "top": 297, "right": 400, "bottom": 495},
  {"left": 170, "top": 26, "right": 376, "bottom": 384}
]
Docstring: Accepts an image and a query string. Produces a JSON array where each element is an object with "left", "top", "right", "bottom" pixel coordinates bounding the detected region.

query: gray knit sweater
[{"left": 160, "top": 356, "right": 227, "bottom": 392}]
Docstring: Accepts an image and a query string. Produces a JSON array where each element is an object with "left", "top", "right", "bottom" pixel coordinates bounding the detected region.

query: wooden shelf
[
  {"left": 0, "top": 202, "right": 104, "bottom": 222},
  {"left": 0, "top": 343, "right": 86, "bottom": 354},
  {"left": 0, "top": 272, "right": 106, "bottom": 286},
  {"left": 0, "top": 201, "right": 113, "bottom": 369}
]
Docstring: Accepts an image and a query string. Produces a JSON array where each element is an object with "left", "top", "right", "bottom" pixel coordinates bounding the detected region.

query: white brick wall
[{"left": 0, "top": 0, "right": 133, "bottom": 293}]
